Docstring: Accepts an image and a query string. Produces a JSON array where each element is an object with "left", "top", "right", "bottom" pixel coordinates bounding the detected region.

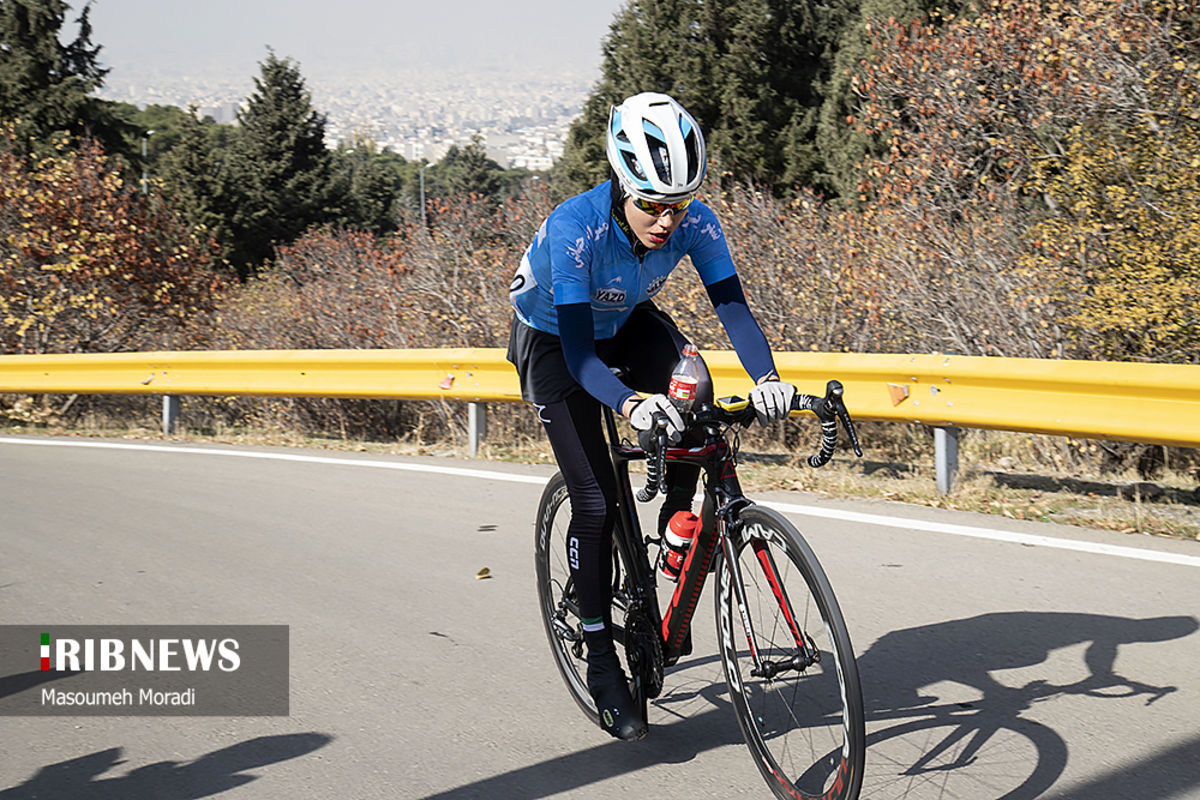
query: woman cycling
[{"left": 507, "top": 92, "right": 796, "bottom": 741}]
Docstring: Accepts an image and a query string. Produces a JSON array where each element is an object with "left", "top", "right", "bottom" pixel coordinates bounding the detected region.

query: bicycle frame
[{"left": 601, "top": 404, "right": 815, "bottom": 674}]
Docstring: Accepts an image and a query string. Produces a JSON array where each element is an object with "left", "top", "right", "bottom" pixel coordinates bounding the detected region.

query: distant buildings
[{"left": 103, "top": 66, "right": 589, "bottom": 170}]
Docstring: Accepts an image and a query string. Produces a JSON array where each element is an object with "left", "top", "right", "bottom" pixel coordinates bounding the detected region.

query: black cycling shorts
[{"left": 506, "top": 302, "right": 711, "bottom": 405}]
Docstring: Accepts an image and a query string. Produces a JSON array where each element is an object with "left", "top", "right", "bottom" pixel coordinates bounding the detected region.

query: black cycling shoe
[{"left": 587, "top": 651, "right": 647, "bottom": 741}]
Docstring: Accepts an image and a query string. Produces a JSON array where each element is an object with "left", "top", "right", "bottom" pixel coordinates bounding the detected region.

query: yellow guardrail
[
  {"left": 0, "top": 349, "right": 523, "bottom": 403},
  {"left": 1, "top": 348, "right": 1198, "bottom": 448}
]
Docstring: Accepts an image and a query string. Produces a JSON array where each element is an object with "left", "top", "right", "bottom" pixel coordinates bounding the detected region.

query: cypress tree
[
  {"left": 157, "top": 108, "right": 241, "bottom": 265},
  {"left": 443, "top": 133, "right": 505, "bottom": 202},
  {"left": 229, "top": 51, "right": 333, "bottom": 275},
  {"left": 0, "top": 0, "right": 125, "bottom": 152},
  {"left": 554, "top": 0, "right": 843, "bottom": 196},
  {"left": 328, "top": 141, "right": 405, "bottom": 237}
]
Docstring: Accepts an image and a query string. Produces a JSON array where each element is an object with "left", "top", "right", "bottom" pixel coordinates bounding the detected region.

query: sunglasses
[{"left": 631, "top": 196, "right": 693, "bottom": 217}]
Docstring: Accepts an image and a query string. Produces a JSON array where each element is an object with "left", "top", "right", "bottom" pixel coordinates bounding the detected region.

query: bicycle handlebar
[
  {"left": 636, "top": 427, "right": 669, "bottom": 502},
  {"left": 636, "top": 380, "right": 863, "bottom": 502}
]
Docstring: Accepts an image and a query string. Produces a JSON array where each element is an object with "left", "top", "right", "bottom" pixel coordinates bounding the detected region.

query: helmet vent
[
  {"left": 621, "top": 151, "right": 646, "bottom": 181},
  {"left": 646, "top": 135, "right": 671, "bottom": 183},
  {"left": 684, "top": 130, "right": 700, "bottom": 183}
]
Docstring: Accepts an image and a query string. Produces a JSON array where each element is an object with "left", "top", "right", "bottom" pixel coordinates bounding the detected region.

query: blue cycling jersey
[{"left": 509, "top": 181, "right": 737, "bottom": 339}]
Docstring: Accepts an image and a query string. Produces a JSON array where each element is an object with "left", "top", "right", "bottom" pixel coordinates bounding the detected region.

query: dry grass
[{"left": 737, "top": 454, "right": 1200, "bottom": 541}]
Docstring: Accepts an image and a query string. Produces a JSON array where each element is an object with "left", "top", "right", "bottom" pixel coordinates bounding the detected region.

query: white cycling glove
[
  {"left": 749, "top": 380, "right": 797, "bottom": 426},
  {"left": 628, "top": 394, "right": 686, "bottom": 444}
]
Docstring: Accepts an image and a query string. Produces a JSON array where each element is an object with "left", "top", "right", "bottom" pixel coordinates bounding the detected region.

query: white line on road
[
  {"left": 0, "top": 436, "right": 549, "bottom": 485},
  {"left": 761, "top": 500, "right": 1200, "bottom": 569},
  {"left": 4, "top": 436, "right": 1198, "bottom": 568}
]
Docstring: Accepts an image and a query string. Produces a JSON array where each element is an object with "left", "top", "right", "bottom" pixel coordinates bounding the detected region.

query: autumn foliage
[
  {"left": 848, "top": 0, "right": 1200, "bottom": 361},
  {"left": 3, "top": 1, "right": 1198, "bottom": 468},
  {"left": 0, "top": 124, "right": 225, "bottom": 355}
]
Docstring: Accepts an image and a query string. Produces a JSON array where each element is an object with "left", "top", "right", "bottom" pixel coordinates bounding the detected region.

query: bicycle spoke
[
  {"left": 717, "top": 507, "right": 864, "bottom": 800},
  {"left": 535, "top": 475, "right": 598, "bottom": 722},
  {"left": 535, "top": 472, "right": 652, "bottom": 731}
]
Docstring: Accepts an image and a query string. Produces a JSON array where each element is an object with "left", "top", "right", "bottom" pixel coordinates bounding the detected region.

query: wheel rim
[
  {"left": 536, "top": 479, "right": 596, "bottom": 720},
  {"left": 718, "top": 511, "right": 864, "bottom": 800}
]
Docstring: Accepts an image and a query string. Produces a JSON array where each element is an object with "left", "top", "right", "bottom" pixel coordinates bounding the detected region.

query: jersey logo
[
  {"left": 646, "top": 275, "right": 668, "bottom": 296},
  {"left": 566, "top": 237, "right": 588, "bottom": 270},
  {"left": 594, "top": 287, "right": 627, "bottom": 304}
]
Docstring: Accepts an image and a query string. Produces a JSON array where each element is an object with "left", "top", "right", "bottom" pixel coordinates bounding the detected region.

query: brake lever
[
  {"left": 825, "top": 381, "right": 863, "bottom": 457},
  {"left": 635, "top": 420, "right": 670, "bottom": 502}
]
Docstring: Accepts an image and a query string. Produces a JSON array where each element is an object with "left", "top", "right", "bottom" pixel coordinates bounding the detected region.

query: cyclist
[{"left": 507, "top": 91, "right": 796, "bottom": 741}]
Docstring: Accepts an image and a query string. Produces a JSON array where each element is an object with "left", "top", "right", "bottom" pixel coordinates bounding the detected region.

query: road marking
[
  {"left": 0, "top": 436, "right": 550, "bottom": 485},
  {"left": 4, "top": 436, "right": 1197, "bottom": 567},
  {"left": 761, "top": 500, "right": 1200, "bottom": 569}
]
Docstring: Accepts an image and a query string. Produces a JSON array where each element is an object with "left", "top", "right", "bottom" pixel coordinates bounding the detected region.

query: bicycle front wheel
[{"left": 715, "top": 505, "right": 865, "bottom": 800}]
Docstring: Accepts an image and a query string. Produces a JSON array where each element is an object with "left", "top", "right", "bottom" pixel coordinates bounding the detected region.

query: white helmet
[{"left": 606, "top": 92, "right": 706, "bottom": 203}]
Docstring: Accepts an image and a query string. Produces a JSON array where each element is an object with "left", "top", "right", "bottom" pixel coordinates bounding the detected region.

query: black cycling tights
[
  {"left": 540, "top": 391, "right": 701, "bottom": 623},
  {"left": 539, "top": 313, "right": 710, "bottom": 625}
]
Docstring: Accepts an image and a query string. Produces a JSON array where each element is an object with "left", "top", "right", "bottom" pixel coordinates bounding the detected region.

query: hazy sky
[{"left": 84, "top": 0, "right": 628, "bottom": 83}]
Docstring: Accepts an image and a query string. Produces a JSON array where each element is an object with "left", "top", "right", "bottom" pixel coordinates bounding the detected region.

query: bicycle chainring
[{"left": 623, "top": 601, "right": 664, "bottom": 700}]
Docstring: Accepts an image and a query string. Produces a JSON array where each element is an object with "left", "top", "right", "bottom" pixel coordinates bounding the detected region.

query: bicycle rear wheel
[
  {"left": 715, "top": 505, "right": 865, "bottom": 800},
  {"left": 534, "top": 473, "right": 650, "bottom": 727}
]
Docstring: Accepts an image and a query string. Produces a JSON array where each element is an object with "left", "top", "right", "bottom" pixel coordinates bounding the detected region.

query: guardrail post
[
  {"left": 162, "top": 395, "right": 180, "bottom": 436},
  {"left": 468, "top": 402, "right": 487, "bottom": 458},
  {"left": 935, "top": 426, "right": 959, "bottom": 494}
]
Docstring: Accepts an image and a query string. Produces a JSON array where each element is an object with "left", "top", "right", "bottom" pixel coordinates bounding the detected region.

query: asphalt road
[{"left": 2, "top": 435, "right": 1198, "bottom": 800}]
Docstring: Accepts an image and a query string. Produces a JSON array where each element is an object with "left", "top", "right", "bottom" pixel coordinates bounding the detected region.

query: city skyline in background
[{"left": 85, "top": 0, "right": 629, "bottom": 167}]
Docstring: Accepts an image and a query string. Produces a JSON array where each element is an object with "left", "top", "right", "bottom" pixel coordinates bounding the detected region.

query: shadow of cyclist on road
[
  {"left": 856, "top": 612, "right": 1198, "bottom": 800},
  {"left": 0, "top": 733, "right": 332, "bottom": 799},
  {"left": 860, "top": 612, "right": 1195, "bottom": 713}
]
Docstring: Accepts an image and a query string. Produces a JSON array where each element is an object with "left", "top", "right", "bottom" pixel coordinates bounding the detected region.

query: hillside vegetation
[{"left": 2, "top": 0, "right": 1198, "bottom": 484}]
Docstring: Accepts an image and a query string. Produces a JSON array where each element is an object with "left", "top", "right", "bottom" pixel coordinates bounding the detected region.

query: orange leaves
[
  {"left": 852, "top": 0, "right": 1177, "bottom": 210},
  {"left": 0, "top": 124, "right": 226, "bottom": 355},
  {"left": 217, "top": 191, "right": 555, "bottom": 354}
]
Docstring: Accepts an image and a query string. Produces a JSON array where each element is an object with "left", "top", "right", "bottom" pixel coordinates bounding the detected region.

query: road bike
[{"left": 534, "top": 380, "right": 867, "bottom": 800}]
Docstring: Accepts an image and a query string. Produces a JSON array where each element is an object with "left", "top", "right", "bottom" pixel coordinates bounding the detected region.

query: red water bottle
[
  {"left": 668, "top": 343, "right": 701, "bottom": 414},
  {"left": 660, "top": 510, "right": 700, "bottom": 581}
]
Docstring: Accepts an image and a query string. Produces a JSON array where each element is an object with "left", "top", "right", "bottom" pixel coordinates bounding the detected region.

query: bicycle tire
[
  {"left": 715, "top": 505, "right": 865, "bottom": 800},
  {"left": 534, "top": 472, "right": 647, "bottom": 727}
]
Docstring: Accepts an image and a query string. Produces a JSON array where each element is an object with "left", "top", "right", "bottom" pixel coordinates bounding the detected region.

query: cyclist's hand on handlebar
[
  {"left": 749, "top": 380, "right": 797, "bottom": 426},
  {"left": 627, "top": 394, "right": 685, "bottom": 444}
]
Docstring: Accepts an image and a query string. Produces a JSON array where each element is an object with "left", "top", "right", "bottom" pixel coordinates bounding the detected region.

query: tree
[
  {"left": 327, "top": 139, "right": 406, "bottom": 236},
  {"left": 554, "top": 0, "right": 849, "bottom": 196},
  {"left": 814, "top": 0, "right": 964, "bottom": 201},
  {"left": 156, "top": 107, "right": 242, "bottom": 266},
  {"left": 441, "top": 133, "right": 505, "bottom": 203},
  {"left": 227, "top": 51, "right": 333, "bottom": 275},
  {"left": 0, "top": 123, "right": 225, "bottom": 355},
  {"left": 842, "top": 0, "right": 1200, "bottom": 362},
  {"left": 0, "top": 0, "right": 128, "bottom": 153}
]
